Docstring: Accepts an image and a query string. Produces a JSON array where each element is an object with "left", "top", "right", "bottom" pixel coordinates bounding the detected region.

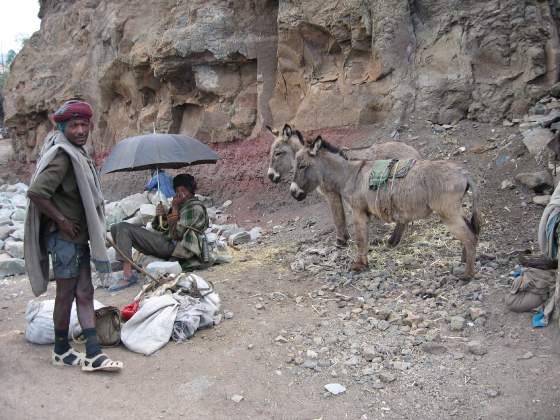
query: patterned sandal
[
  {"left": 82, "top": 353, "right": 123, "bottom": 372},
  {"left": 52, "top": 348, "right": 85, "bottom": 367}
]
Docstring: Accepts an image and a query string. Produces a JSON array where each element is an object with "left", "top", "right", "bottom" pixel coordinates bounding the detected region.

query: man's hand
[
  {"left": 171, "top": 192, "right": 188, "bottom": 209},
  {"left": 57, "top": 217, "right": 79, "bottom": 238},
  {"left": 156, "top": 203, "right": 166, "bottom": 217}
]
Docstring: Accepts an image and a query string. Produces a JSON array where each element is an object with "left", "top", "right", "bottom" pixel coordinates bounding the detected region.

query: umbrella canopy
[{"left": 101, "top": 133, "right": 219, "bottom": 175}]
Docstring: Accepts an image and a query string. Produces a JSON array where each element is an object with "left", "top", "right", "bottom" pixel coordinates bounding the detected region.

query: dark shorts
[{"left": 47, "top": 231, "right": 90, "bottom": 279}]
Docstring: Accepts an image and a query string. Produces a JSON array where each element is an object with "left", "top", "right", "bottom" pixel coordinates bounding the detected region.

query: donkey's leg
[
  {"left": 350, "top": 209, "right": 370, "bottom": 272},
  {"left": 441, "top": 214, "right": 477, "bottom": 278},
  {"left": 387, "top": 223, "right": 407, "bottom": 248},
  {"left": 324, "top": 191, "right": 350, "bottom": 247}
]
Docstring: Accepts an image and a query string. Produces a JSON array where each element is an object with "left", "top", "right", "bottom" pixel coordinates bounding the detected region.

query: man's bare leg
[{"left": 53, "top": 278, "right": 79, "bottom": 364}]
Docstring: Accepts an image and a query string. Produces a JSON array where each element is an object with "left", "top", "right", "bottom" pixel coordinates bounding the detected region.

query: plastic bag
[
  {"left": 25, "top": 299, "right": 105, "bottom": 344},
  {"left": 120, "top": 295, "right": 178, "bottom": 355}
]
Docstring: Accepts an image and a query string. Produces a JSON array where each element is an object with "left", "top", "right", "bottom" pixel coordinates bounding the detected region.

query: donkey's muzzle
[
  {"left": 267, "top": 168, "right": 280, "bottom": 183},
  {"left": 290, "top": 182, "right": 306, "bottom": 201}
]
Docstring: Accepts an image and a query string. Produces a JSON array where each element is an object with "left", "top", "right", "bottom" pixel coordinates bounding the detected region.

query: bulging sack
[{"left": 95, "top": 306, "right": 121, "bottom": 347}]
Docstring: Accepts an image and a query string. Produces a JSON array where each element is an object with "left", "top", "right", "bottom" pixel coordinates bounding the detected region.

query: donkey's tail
[{"left": 465, "top": 175, "right": 482, "bottom": 237}]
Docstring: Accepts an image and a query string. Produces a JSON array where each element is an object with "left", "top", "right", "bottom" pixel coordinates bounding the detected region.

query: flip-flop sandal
[
  {"left": 52, "top": 348, "right": 85, "bottom": 367},
  {"left": 108, "top": 273, "right": 139, "bottom": 292},
  {"left": 82, "top": 353, "right": 123, "bottom": 372}
]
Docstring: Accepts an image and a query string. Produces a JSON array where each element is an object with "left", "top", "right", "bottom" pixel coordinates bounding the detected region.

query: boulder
[
  {"left": 11, "top": 208, "right": 26, "bottom": 222},
  {"left": 514, "top": 171, "right": 553, "bottom": 191},
  {"left": 5, "top": 240, "right": 24, "bottom": 259},
  {"left": 146, "top": 261, "right": 182, "bottom": 277},
  {"left": 105, "top": 201, "right": 127, "bottom": 228},
  {"left": 249, "top": 227, "right": 262, "bottom": 241},
  {"left": 0, "top": 258, "right": 26, "bottom": 277},
  {"left": 10, "top": 195, "right": 27, "bottom": 208},
  {"left": 521, "top": 128, "right": 555, "bottom": 157},
  {"left": 550, "top": 82, "right": 560, "bottom": 98},
  {"left": 0, "top": 225, "right": 15, "bottom": 240},
  {"left": 9, "top": 228, "right": 25, "bottom": 241},
  {"left": 0, "top": 208, "right": 13, "bottom": 220},
  {"left": 119, "top": 193, "right": 150, "bottom": 218},
  {"left": 525, "top": 110, "right": 560, "bottom": 128}
]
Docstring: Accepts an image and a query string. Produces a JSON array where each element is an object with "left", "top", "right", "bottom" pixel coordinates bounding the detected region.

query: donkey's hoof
[{"left": 350, "top": 260, "right": 368, "bottom": 272}]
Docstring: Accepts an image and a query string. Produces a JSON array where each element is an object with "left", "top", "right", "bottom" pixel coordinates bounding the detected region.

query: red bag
[{"left": 121, "top": 301, "right": 140, "bottom": 321}]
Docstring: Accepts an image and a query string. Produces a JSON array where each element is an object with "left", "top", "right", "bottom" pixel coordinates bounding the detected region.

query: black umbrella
[{"left": 101, "top": 133, "right": 219, "bottom": 175}]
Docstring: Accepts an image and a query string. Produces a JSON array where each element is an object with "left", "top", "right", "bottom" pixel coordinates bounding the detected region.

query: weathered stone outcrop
[{"left": 3, "top": 0, "right": 560, "bottom": 162}]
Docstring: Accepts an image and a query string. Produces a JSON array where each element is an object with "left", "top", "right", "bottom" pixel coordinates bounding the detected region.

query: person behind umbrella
[
  {"left": 109, "top": 174, "right": 209, "bottom": 291},
  {"left": 25, "top": 100, "right": 123, "bottom": 372},
  {"left": 145, "top": 169, "right": 175, "bottom": 199}
]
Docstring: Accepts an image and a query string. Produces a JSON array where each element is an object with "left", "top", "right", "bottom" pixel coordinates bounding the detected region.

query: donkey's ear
[
  {"left": 309, "top": 136, "right": 323, "bottom": 156},
  {"left": 282, "top": 124, "right": 293, "bottom": 139},
  {"left": 295, "top": 130, "right": 304, "bottom": 145},
  {"left": 266, "top": 125, "right": 279, "bottom": 136}
]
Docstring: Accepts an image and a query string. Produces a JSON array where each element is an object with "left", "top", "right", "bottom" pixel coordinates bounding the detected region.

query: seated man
[{"left": 109, "top": 174, "right": 209, "bottom": 291}]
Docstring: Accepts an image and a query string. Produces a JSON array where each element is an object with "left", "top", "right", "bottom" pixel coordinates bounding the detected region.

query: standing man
[{"left": 24, "top": 100, "right": 123, "bottom": 371}]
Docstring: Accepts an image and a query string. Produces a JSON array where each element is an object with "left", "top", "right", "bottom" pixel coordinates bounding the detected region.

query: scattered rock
[
  {"left": 228, "top": 231, "right": 251, "bottom": 246},
  {"left": 11, "top": 208, "right": 26, "bottom": 222},
  {"left": 362, "top": 346, "right": 378, "bottom": 362},
  {"left": 324, "top": 383, "right": 346, "bottom": 395},
  {"left": 449, "top": 316, "right": 466, "bottom": 332},
  {"left": 255, "top": 303, "right": 265, "bottom": 310},
  {"left": 274, "top": 335, "right": 288, "bottom": 343},
  {"left": 486, "top": 389, "right": 499, "bottom": 398},
  {"left": 248, "top": 227, "right": 262, "bottom": 241},
  {"left": 230, "top": 394, "right": 244, "bottom": 403},
  {"left": 515, "top": 171, "right": 553, "bottom": 191},
  {"left": 391, "top": 361, "right": 412, "bottom": 371},
  {"left": 222, "top": 200, "right": 233, "bottom": 208},
  {"left": 378, "top": 372, "right": 396, "bottom": 383},
  {"left": 533, "top": 195, "right": 551, "bottom": 206},
  {"left": 518, "top": 351, "right": 534, "bottom": 360},
  {"left": 465, "top": 340, "right": 487, "bottom": 356},
  {"left": 521, "top": 128, "right": 554, "bottom": 157},
  {"left": 0, "top": 225, "right": 15, "bottom": 240},
  {"left": 118, "top": 193, "right": 151, "bottom": 218},
  {"left": 224, "top": 310, "right": 234, "bottom": 320},
  {"left": 469, "top": 307, "right": 486, "bottom": 321},
  {"left": 421, "top": 343, "right": 447, "bottom": 355},
  {"left": 500, "top": 180, "right": 515, "bottom": 190},
  {"left": 551, "top": 82, "right": 560, "bottom": 98}
]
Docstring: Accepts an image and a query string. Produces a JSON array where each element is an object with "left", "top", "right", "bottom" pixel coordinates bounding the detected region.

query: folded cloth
[{"left": 368, "top": 159, "right": 416, "bottom": 191}]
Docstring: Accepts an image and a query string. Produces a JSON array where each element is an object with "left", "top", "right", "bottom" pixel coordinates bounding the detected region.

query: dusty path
[{"left": 1, "top": 121, "right": 560, "bottom": 419}]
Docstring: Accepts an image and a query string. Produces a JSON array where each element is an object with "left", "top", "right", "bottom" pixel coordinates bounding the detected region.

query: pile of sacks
[
  {"left": 0, "top": 183, "right": 30, "bottom": 278},
  {"left": 25, "top": 273, "right": 221, "bottom": 355},
  {"left": 121, "top": 273, "right": 220, "bottom": 355}
]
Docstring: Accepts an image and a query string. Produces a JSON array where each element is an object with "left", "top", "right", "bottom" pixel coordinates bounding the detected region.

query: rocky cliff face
[{"left": 3, "top": 0, "right": 560, "bottom": 162}]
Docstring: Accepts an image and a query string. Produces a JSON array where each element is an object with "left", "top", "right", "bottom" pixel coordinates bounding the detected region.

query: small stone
[
  {"left": 247, "top": 344, "right": 254, "bottom": 350},
  {"left": 500, "top": 180, "right": 515, "bottom": 190},
  {"left": 344, "top": 355, "right": 361, "bottom": 366},
  {"left": 518, "top": 351, "right": 534, "bottom": 360},
  {"left": 324, "top": 383, "right": 346, "bottom": 395},
  {"left": 302, "top": 360, "right": 318, "bottom": 370},
  {"left": 362, "top": 346, "right": 378, "bottom": 362},
  {"left": 486, "top": 389, "right": 499, "bottom": 398},
  {"left": 274, "top": 335, "right": 288, "bottom": 343},
  {"left": 392, "top": 361, "right": 412, "bottom": 371},
  {"left": 421, "top": 343, "right": 447, "bottom": 355},
  {"left": 306, "top": 350, "right": 319, "bottom": 359},
  {"left": 230, "top": 394, "right": 244, "bottom": 403},
  {"left": 377, "top": 320, "right": 390, "bottom": 331},
  {"left": 533, "top": 195, "right": 551, "bottom": 206},
  {"left": 255, "top": 303, "right": 264, "bottom": 310},
  {"left": 224, "top": 311, "right": 234, "bottom": 320},
  {"left": 313, "top": 336, "right": 324, "bottom": 346},
  {"left": 222, "top": 200, "right": 233, "bottom": 208},
  {"left": 272, "top": 225, "right": 283, "bottom": 233},
  {"left": 469, "top": 307, "right": 486, "bottom": 320},
  {"left": 294, "top": 357, "right": 304, "bottom": 365},
  {"left": 465, "top": 340, "right": 487, "bottom": 356},
  {"left": 449, "top": 316, "right": 466, "bottom": 332},
  {"left": 228, "top": 231, "right": 251, "bottom": 246},
  {"left": 379, "top": 372, "right": 396, "bottom": 383}
]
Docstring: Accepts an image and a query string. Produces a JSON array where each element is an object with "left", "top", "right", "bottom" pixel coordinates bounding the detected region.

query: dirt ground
[{"left": 1, "top": 121, "right": 560, "bottom": 420}]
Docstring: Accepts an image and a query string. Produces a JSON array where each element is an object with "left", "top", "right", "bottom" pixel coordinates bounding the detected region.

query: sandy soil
[{"left": 1, "top": 121, "right": 560, "bottom": 420}]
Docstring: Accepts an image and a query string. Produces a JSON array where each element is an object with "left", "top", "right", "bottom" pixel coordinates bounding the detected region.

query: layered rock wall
[{"left": 3, "top": 0, "right": 560, "bottom": 162}]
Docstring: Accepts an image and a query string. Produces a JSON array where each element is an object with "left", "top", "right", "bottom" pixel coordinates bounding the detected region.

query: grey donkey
[
  {"left": 290, "top": 136, "right": 482, "bottom": 278},
  {"left": 266, "top": 124, "right": 421, "bottom": 247}
]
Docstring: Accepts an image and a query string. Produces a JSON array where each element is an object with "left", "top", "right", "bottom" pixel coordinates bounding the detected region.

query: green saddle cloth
[{"left": 368, "top": 159, "right": 416, "bottom": 190}]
